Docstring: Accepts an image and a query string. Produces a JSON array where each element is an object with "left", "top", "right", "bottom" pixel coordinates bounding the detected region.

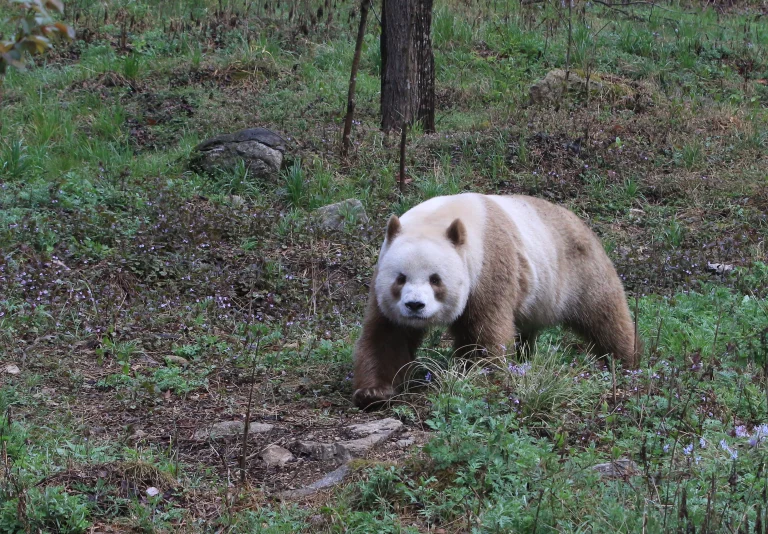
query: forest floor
[{"left": 2, "top": 0, "right": 768, "bottom": 532}]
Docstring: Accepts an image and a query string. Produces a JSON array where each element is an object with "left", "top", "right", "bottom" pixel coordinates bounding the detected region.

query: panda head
[{"left": 375, "top": 214, "right": 470, "bottom": 328}]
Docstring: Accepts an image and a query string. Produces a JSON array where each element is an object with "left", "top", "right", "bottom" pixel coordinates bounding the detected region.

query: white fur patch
[
  {"left": 376, "top": 194, "right": 488, "bottom": 327},
  {"left": 487, "top": 195, "right": 562, "bottom": 322},
  {"left": 376, "top": 238, "right": 467, "bottom": 327}
]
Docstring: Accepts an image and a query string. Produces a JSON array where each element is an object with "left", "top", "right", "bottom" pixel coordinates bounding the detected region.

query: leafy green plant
[
  {"left": 213, "top": 160, "right": 260, "bottom": 198},
  {"left": 150, "top": 366, "right": 207, "bottom": 394},
  {"left": 677, "top": 142, "right": 704, "bottom": 170},
  {"left": 663, "top": 217, "right": 686, "bottom": 247},
  {"left": 0, "top": 486, "right": 91, "bottom": 534},
  {"left": 122, "top": 53, "right": 142, "bottom": 80},
  {"left": 283, "top": 159, "right": 305, "bottom": 207},
  {"left": 622, "top": 177, "right": 639, "bottom": 201},
  {"left": 0, "top": 138, "right": 31, "bottom": 179},
  {"left": 415, "top": 162, "right": 462, "bottom": 200},
  {"left": 275, "top": 208, "right": 303, "bottom": 239},
  {"left": 96, "top": 337, "right": 141, "bottom": 372}
]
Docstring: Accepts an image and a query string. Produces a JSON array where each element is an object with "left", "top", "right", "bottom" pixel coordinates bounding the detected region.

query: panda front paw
[{"left": 353, "top": 387, "right": 394, "bottom": 410}]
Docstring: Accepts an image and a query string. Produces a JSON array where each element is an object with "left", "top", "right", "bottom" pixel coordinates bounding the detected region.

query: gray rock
[
  {"left": 339, "top": 435, "right": 390, "bottom": 456},
  {"left": 192, "top": 420, "right": 274, "bottom": 441},
  {"left": 707, "top": 262, "right": 734, "bottom": 275},
  {"left": 338, "top": 418, "right": 404, "bottom": 456},
  {"left": 292, "top": 440, "right": 352, "bottom": 463},
  {"left": 290, "top": 419, "right": 404, "bottom": 463},
  {"left": 395, "top": 438, "right": 415, "bottom": 449},
  {"left": 529, "top": 69, "right": 639, "bottom": 107},
  {"left": 261, "top": 444, "right": 294, "bottom": 467},
  {"left": 315, "top": 199, "right": 369, "bottom": 232},
  {"left": 591, "top": 459, "right": 639, "bottom": 479},
  {"left": 529, "top": 69, "right": 590, "bottom": 105},
  {"left": 346, "top": 418, "right": 403, "bottom": 438},
  {"left": 279, "top": 464, "right": 350, "bottom": 499},
  {"left": 190, "top": 127, "right": 285, "bottom": 177}
]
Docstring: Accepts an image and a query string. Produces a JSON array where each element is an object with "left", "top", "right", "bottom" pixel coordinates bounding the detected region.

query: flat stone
[
  {"left": 279, "top": 464, "right": 350, "bottom": 499},
  {"left": 338, "top": 418, "right": 404, "bottom": 456},
  {"left": 190, "top": 127, "right": 285, "bottom": 177},
  {"left": 291, "top": 440, "right": 352, "bottom": 463},
  {"left": 3, "top": 364, "right": 20, "bottom": 375},
  {"left": 290, "top": 419, "right": 404, "bottom": 464},
  {"left": 261, "top": 444, "right": 294, "bottom": 467},
  {"left": 315, "top": 199, "right": 369, "bottom": 232},
  {"left": 346, "top": 418, "right": 403, "bottom": 438},
  {"left": 591, "top": 459, "right": 639, "bottom": 479},
  {"left": 192, "top": 420, "right": 274, "bottom": 441},
  {"left": 340, "top": 435, "right": 392, "bottom": 455}
]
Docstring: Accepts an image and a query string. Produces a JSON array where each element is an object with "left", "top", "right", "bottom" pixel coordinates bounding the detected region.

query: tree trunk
[
  {"left": 341, "top": 0, "right": 371, "bottom": 157},
  {"left": 380, "top": 0, "right": 435, "bottom": 133}
]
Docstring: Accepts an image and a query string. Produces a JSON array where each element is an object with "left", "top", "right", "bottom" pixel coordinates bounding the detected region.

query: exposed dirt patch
[
  {"left": 168, "top": 60, "right": 279, "bottom": 89},
  {"left": 66, "top": 373, "right": 428, "bottom": 496},
  {"left": 124, "top": 92, "right": 195, "bottom": 150}
]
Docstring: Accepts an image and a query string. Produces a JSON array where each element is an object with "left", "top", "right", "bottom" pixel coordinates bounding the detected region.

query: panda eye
[
  {"left": 429, "top": 274, "right": 441, "bottom": 285},
  {"left": 396, "top": 273, "right": 407, "bottom": 284}
]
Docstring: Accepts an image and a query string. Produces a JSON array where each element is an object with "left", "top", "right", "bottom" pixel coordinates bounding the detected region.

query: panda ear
[
  {"left": 386, "top": 215, "right": 401, "bottom": 242},
  {"left": 446, "top": 218, "right": 467, "bottom": 247}
]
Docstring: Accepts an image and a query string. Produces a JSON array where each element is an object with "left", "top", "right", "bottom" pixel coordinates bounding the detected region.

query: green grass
[
  {"left": 347, "top": 276, "right": 768, "bottom": 532},
  {"left": 1, "top": 0, "right": 768, "bottom": 530}
]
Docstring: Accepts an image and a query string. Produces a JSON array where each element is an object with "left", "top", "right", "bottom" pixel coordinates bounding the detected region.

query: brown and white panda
[{"left": 352, "top": 193, "right": 641, "bottom": 409}]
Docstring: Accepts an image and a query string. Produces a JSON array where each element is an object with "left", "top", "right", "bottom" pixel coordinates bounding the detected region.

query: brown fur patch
[
  {"left": 432, "top": 279, "right": 447, "bottom": 303},
  {"left": 519, "top": 196, "right": 640, "bottom": 367},
  {"left": 390, "top": 280, "right": 403, "bottom": 301},
  {"left": 386, "top": 215, "right": 401, "bottom": 242},
  {"left": 450, "top": 198, "right": 530, "bottom": 357},
  {"left": 446, "top": 218, "right": 467, "bottom": 246},
  {"left": 353, "top": 267, "right": 425, "bottom": 409}
]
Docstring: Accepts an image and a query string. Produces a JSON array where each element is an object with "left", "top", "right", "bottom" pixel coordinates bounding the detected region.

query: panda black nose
[{"left": 405, "top": 301, "right": 425, "bottom": 312}]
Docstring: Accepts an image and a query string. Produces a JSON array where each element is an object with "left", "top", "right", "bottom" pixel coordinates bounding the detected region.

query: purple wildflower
[
  {"left": 720, "top": 439, "right": 738, "bottom": 460},
  {"left": 749, "top": 424, "right": 768, "bottom": 447},
  {"left": 508, "top": 362, "right": 531, "bottom": 376}
]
